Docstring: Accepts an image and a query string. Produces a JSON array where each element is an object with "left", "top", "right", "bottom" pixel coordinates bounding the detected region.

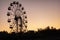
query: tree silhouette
[{"left": 0, "top": 27, "right": 60, "bottom": 40}]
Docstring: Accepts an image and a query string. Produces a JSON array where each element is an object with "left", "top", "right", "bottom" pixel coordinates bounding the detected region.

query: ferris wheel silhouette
[{"left": 7, "top": 1, "right": 28, "bottom": 33}]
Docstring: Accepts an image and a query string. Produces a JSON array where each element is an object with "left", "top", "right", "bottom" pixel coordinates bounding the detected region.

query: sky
[{"left": 0, "top": 0, "right": 60, "bottom": 32}]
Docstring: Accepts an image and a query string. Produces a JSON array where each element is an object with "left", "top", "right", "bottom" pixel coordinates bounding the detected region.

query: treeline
[{"left": 0, "top": 27, "right": 60, "bottom": 40}]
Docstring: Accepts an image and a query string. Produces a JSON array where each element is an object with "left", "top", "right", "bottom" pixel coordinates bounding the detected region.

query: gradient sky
[{"left": 0, "top": 0, "right": 60, "bottom": 32}]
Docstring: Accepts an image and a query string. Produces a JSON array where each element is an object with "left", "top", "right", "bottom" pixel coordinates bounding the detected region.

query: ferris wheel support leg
[
  {"left": 20, "top": 27, "right": 22, "bottom": 32},
  {"left": 19, "top": 17, "right": 23, "bottom": 32},
  {"left": 16, "top": 21, "right": 18, "bottom": 33}
]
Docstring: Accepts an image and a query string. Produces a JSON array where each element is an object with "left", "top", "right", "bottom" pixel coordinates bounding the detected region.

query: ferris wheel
[{"left": 7, "top": 1, "right": 28, "bottom": 33}]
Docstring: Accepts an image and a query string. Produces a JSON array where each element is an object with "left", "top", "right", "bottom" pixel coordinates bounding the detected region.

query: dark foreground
[{"left": 0, "top": 27, "right": 60, "bottom": 40}]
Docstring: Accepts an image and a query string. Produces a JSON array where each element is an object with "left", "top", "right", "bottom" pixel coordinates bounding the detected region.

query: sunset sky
[{"left": 0, "top": 0, "right": 60, "bottom": 32}]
